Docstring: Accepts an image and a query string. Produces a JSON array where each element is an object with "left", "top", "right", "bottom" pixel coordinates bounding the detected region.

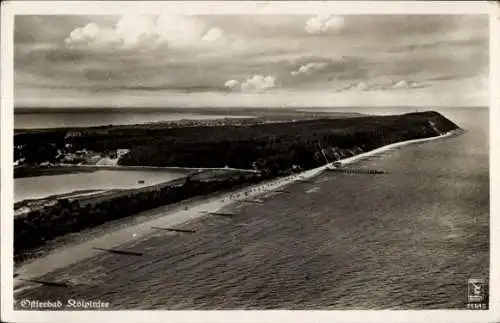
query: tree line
[{"left": 14, "top": 172, "right": 265, "bottom": 264}]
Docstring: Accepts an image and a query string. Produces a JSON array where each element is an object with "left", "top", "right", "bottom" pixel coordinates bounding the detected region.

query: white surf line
[
  {"left": 14, "top": 130, "right": 459, "bottom": 290},
  {"left": 338, "top": 130, "right": 458, "bottom": 167}
]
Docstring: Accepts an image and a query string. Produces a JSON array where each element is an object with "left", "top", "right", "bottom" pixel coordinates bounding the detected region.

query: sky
[{"left": 14, "top": 14, "right": 489, "bottom": 108}]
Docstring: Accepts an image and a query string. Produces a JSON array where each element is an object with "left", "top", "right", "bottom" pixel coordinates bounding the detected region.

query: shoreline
[
  {"left": 14, "top": 163, "right": 260, "bottom": 180},
  {"left": 60, "top": 164, "right": 260, "bottom": 173},
  {"left": 13, "top": 129, "right": 462, "bottom": 292},
  {"left": 339, "top": 129, "right": 462, "bottom": 166}
]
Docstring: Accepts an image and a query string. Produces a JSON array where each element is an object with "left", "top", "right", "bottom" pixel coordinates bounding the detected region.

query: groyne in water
[
  {"left": 13, "top": 128, "right": 464, "bottom": 288},
  {"left": 13, "top": 112, "right": 462, "bottom": 269},
  {"left": 14, "top": 129, "right": 463, "bottom": 266},
  {"left": 13, "top": 171, "right": 266, "bottom": 264}
]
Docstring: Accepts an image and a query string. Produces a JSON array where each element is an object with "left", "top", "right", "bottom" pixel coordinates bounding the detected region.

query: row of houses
[
  {"left": 65, "top": 130, "right": 109, "bottom": 138},
  {"left": 57, "top": 148, "right": 130, "bottom": 165}
]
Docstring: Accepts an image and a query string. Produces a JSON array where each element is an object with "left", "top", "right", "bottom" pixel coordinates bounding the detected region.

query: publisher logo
[{"left": 468, "top": 278, "right": 485, "bottom": 303}]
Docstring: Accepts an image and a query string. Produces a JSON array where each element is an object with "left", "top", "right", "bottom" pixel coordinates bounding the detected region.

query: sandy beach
[{"left": 13, "top": 131, "right": 458, "bottom": 292}]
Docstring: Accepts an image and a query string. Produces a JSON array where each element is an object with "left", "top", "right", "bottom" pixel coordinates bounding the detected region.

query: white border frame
[{"left": 1, "top": 1, "right": 499, "bottom": 322}]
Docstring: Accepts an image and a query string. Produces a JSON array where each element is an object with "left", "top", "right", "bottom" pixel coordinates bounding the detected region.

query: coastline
[
  {"left": 14, "top": 160, "right": 261, "bottom": 179},
  {"left": 60, "top": 164, "right": 260, "bottom": 173},
  {"left": 13, "top": 129, "right": 462, "bottom": 292},
  {"left": 339, "top": 129, "right": 463, "bottom": 166}
]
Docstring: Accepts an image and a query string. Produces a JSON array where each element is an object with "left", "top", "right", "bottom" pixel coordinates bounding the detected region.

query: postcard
[{"left": 1, "top": 1, "right": 498, "bottom": 322}]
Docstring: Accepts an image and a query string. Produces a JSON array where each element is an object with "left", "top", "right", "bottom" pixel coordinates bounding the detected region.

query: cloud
[
  {"left": 334, "top": 79, "right": 429, "bottom": 93},
  {"left": 16, "top": 15, "right": 487, "bottom": 108},
  {"left": 241, "top": 75, "right": 276, "bottom": 92},
  {"left": 291, "top": 62, "right": 328, "bottom": 76},
  {"left": 16, "top": 77, "right": 487, "bottom": 109},
  {"left": 155, "top": 15, "right": 208, "bottom": 48},
  {"left": 116, "top": 15, "right": 159, "bottom": 48},
  {"left": 393, "top": 80, "right": 410, "bottom": 89},
  {"left": 351, "top": 81, "right": 371, "bottom": 91},
  {"left": 333, "top": 81, "right": 371, "bottom": 92},
  {"left": 65, "top": 23, "right": 123, "bottom": 48},
  {"left": 392, "top": 80, "right": 425, "bottom": 89},
  {"left": 224, "top": 75, "right": 276, "bottom": 92},
  {"left": 224, "top": 79, "right": 240, "bottom": 90},
  {"left": 65, "top": 15, "right": 226, "bottom": 50},
  {"left": 305, "top": 15, "right": 344, "bottom": 34},
  {"left": 202, "top": 27, "right": 224, "bottom": 42}
]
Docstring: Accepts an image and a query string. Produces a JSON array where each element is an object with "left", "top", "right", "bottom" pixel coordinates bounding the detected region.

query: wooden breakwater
[{"left": 14, "top": 172, "right": 264, "bottom": 264}]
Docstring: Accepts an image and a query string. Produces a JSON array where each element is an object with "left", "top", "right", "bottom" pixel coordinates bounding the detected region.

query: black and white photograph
[{"left": 1, "top": 1, "right": 498, "bottom": 322}]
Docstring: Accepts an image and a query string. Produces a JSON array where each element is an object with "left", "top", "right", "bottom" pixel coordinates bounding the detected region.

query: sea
[
  {"left": 14, "top": 107, "right": 489, "bottom": 309},
  {"left": 14, "top": 111, "right": 252, "bottom": 129}
]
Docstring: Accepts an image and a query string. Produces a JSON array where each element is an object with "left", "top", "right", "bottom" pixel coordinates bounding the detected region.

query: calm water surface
[
  {"left": 14, "top": 170, "right": 187, "bottom": 203},
  {"left": 14, "top": 112, "right": 252, "bottom": 129},
  {"left": 15, "top": 108, "right": 489, "bottom": 309}
]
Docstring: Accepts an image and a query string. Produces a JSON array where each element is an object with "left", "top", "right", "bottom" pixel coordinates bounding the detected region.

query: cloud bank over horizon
[{"left": 14, "top": 14, "right": 489, "bottom": 108}]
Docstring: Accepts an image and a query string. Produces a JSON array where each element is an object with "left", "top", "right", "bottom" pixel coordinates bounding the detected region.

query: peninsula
[{"left": 13, "top": 110, "right": 461, "bottom": 265}]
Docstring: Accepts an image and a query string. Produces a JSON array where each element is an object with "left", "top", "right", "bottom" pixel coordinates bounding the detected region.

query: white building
[
  {"left": 96, "top": 157, "right": 118, "bottom": 166},
  {"left": 117, "top": 149, "right": 130, "bottom": 158},
  {"left": 89, "top": 155, "right": 102, "bottom": 165},
  {"left": 65, "top": 131, "right": 83, "bottom": 138}
]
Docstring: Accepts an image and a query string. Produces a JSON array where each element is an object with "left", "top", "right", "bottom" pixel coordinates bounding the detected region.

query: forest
[{"left": 14, "top": 111, "right": 460, "bottom": 177}]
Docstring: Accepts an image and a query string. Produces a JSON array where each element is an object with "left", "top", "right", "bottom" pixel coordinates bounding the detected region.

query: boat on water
[{"left": 138, "top": 180, "right": 145, "bottom": 184}]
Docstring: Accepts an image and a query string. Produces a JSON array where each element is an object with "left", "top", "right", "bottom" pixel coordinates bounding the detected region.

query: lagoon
[{"left": 14, "top": 169, "right": 188, "bottom": 203}]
